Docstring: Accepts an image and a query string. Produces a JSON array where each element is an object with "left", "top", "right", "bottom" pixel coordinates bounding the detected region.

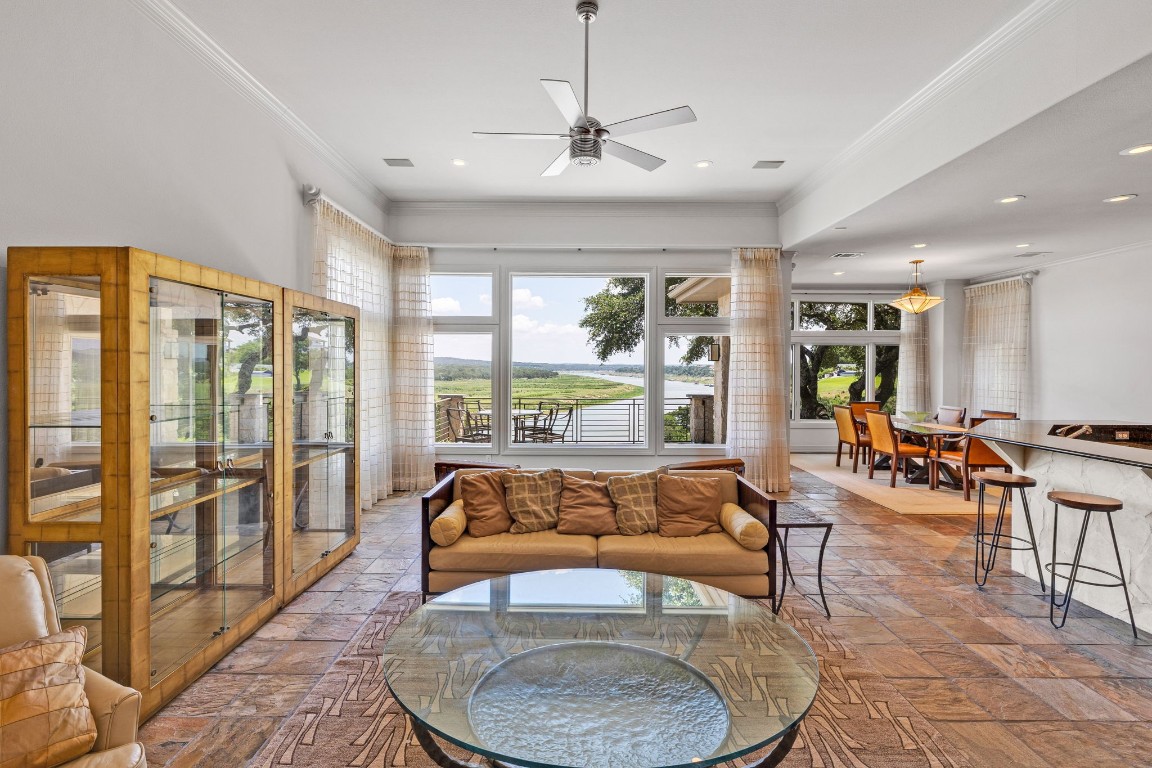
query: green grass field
[
  {"left": 817, "top": 374, "right": 856, "bottom": 404},
  {"left": 435, "top": 374, "right": 644, "bottom": 403}
]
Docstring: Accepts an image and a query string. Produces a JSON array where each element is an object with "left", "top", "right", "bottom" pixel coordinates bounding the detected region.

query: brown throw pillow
[
  {"left": 557, "top": 475, "right": 618, "bottom": 535},
  {"left": 0, "top": 626, "right": 97, "bottom": 768},
  {"left": 459, "top": 470, "right": 516, "bottom": 537},
  {"left": 503, "top": 469, "right": 564, "bottom": 533},
  {"left": 607, "top": 470, "right": 665, "bottom": 535},
  {"left": 656, "top": 474, "right": 723, "bottom": 537}
]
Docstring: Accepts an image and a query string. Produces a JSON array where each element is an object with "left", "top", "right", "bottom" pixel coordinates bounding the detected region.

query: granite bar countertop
[{"left": 969, "top": 420, "right": 1152, "bottom": 470}]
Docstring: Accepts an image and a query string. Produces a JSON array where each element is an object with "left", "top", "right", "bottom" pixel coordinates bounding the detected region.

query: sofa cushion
[
  {"left": 503, "top": 469, "right": 563, "bottom": 533},
  {"left": 429, "top": 500, "right": 467, "bottom": 547},
  {"left": 596, "top": 469, "right": 739, "bottom": 505},
  {"left": 459, "top": 470, "right": 516, "bottom": 537},
  {"left": 597, "top": 533, "right": 769, "bottom": 576},
  {"left": 656, "top": 474, "right": 723, "bottom": 537},
  {"left": 719, "top": 503, "right": 769, "bottom": 550},
  {"left": 0, "top": 626, "right": 97, "bottom": 768},
  {"left": 606, "top": 470, "right": 665, "bottom": 535},
  {"left": 557, "top": 475, "right": 619, "bottom": 536},
  {"left": 429, "top": 530, "right": 598, "bottom": 573}
]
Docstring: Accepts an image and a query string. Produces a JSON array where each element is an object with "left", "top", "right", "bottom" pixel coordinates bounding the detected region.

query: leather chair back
[
  {"left": 864, "top": 410, "right": 896, "bottom": 454},
  {"left": 833, "top": 405, "right": 859, "bottom": 445}
]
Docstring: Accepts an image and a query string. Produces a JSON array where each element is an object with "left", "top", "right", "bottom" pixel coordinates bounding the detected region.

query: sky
[{"left": 431, "top": 275, "right": 645, "bottom": 365}]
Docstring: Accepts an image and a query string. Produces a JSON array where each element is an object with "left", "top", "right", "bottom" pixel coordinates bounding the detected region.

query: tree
[
  {"left": 579, "top": 277, "right": 718, "bottom": 363},
  {"left": 795, "top": 302, "right": 898, "bottom": 417}
]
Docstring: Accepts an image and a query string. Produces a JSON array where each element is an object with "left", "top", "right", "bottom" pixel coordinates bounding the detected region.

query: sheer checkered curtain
[
  {"left": 312, "top": 201, "right": 436, "bottom": 502},
  {"left": 896, "top": 310, "right": 931, "bottom": 414},
  {"left": 389, "top": 246, "right": 436, "bottom": 490},
  {"left": 961, "top": 278, "right": 1030, "bottom": 417},
  {"left": 726, "top": 248, "right": 791, "bottom": 492}
]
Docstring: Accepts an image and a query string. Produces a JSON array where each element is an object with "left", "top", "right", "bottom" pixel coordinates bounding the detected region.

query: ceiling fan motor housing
[
  {"left": 577, "top": 1, "right": 598, "bottom": 23},
  {"left": 570, "top": 117, "right": 603, "bottom": 166}
]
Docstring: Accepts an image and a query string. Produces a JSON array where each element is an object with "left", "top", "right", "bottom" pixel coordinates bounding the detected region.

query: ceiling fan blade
[
  {"left": 541, "top": 79, "right": 587, "bottom": 129},
  {"left": 602, "top": 106, "right": 697, "bottom": 138},
  {"left": 473, "top": 132, "right": 570, "bottom": 140},
  {"left": 603, "top": 141, "right": 665, "bottom": 171},
  {"left": 541, "top": 146, "right": 571, "bottom": 176}
]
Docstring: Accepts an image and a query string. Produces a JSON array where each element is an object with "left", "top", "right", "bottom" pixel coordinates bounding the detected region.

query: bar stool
[
  {"left": 1046, "top": 490, "right": 1137, "bottom": 639},
  {"left": 972, "top": 472, "right": 1045, "bottom": 591}
]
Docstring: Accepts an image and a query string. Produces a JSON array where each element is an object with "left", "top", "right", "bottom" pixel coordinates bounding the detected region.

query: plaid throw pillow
[
  {"left": 607, "top": 470, "right": 666, "bottom": 535},
  {"left": 503, "top": 469, "right": 564, "bottom": 533}
]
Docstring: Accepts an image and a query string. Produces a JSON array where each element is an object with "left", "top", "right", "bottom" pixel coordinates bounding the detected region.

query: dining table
[{"left": 891, "top": 419, "right": 968, "bottom": 487}]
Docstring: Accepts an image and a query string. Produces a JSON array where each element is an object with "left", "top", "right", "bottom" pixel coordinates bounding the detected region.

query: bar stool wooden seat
[
  {"left": 1045, "top": 490, "right": 1137, "bottom": 639},
  {"left": 971, "top": 471, "right": 1045, "bottom": 590}
]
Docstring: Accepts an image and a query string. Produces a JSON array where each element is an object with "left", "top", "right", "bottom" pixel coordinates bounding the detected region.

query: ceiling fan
[{"left": 473, "top": 0, "right": 697, "bottom": 176}]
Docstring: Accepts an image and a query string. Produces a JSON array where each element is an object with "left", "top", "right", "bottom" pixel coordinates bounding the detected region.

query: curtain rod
[
  {"left": 302, "top": 184, "right": 392, "bottom": 244},
  {"left": 966, "top": 270, "right": 1037, "bottom": 289}
]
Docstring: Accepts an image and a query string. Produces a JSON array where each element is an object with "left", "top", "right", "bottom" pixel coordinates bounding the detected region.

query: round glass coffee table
[{"left": 383, "top": 569, "right": 819, "bottom": 768}]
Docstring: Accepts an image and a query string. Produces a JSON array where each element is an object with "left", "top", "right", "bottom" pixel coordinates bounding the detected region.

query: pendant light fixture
[{"left": 889, "top": 259, "right": 944, "bottom": 314}]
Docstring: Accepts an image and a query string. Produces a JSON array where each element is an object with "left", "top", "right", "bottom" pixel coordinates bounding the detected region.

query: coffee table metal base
[{"left": 408, "top": 716, "right": 802, "bottom": 768}]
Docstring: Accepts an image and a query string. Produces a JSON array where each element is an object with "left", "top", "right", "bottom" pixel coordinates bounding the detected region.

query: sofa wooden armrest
[{"left": 421, "top": 473, "right": 456, "bottom": 595}]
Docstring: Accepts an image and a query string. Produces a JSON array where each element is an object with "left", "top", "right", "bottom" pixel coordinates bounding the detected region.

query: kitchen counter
[{"left": 969, "top": 420, "right": 1152, "bottom": 633}]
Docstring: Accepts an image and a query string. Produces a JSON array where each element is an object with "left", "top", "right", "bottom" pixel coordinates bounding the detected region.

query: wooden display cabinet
[{"left": 6, "top": 247, "right": 360, "bottom": 717}]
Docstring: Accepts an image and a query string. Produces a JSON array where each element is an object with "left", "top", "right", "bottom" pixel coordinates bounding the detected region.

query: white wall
[
  {"left": 0, "top": 2, "right": 388, "bottom": 549},
  {"left": 1030, "top": 244, "right": 1152, "bottom": 421}
]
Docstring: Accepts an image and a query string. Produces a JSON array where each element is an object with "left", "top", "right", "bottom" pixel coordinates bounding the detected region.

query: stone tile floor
[{"left": 139, "top": 472, "right": 1152, "bottom": 767}]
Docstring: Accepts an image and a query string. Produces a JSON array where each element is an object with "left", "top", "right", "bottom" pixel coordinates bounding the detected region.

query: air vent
[
  {"left": 753, "top": 160, "right": 785, "bottom": 169},
  {"left": 830, "top": 252, "right": 864, "bottom": 259},
  {"left": 1013, "top": 251, "right": 1049, "bottom": 259},
  {"left": 383, "top": 158, "right": 414, "bottom": 167}
]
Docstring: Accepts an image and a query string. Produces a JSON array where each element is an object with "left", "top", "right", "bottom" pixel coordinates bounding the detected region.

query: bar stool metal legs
[
  {"left": 972, "top": 472, "right": 1045, "bottom": 591},
  {"left": 1045, "top": 491, "right": 1137, "bottom": 640}
]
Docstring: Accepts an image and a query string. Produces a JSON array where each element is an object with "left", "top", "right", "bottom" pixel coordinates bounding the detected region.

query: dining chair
[
  {"left": 848, "top": 400, "right": 882, "bottom": 425},
  {"left": 980, "top": 410, "right": 1017, "bottom": 419},
  {"left": 865, "top": 409, "right": 930, "bottom": 487},
  {"left": 833, "top": 405, "right": 871, "bottom": 473},
  {"left": 525, "top": 401, "right": 572, "bottom": 443},
  {"left": 928, "top": 417, "right": 1013, "bottom": 500},
  {"left": 935, "top": 405, "right": 967, "bottom": 425}
]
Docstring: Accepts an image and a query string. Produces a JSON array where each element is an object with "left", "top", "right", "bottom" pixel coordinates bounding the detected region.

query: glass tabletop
[{"left": 383, "top": 569, "right": 819, "bottom": 768}]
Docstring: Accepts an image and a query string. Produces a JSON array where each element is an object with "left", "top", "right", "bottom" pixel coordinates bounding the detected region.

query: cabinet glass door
[
  {"left": 220, "top": 296, "right": 275, "bottom": 632},
  {"left": 290, "top": 309, "right": 355, "bottom": 574},
  {"left": 26, "top": 276, "right": 102, "bottom": 522}
]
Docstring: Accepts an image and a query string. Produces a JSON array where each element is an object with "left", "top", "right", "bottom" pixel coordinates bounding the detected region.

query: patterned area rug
[{"left": 248, "top": 591, "right": 972, "bottom": 768}]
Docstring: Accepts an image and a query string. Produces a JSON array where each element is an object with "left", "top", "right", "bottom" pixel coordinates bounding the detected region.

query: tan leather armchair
[{"left": 0, "top": 556, "right": 147, "bottom": 768}]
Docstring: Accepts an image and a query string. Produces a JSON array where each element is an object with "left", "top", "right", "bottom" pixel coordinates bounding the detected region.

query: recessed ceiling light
[
  {"left": 912, "top": 243, "right": 928, "bottom": 249},
  {"left": 694, "top": 160, "right": 713, "bottom": 168},
  {"left": 1104, "top": 194, "right": 1138, "bottom": 203},
  {"left": 1120, "top": 143, "right": 1152, "bottom": 156},
  {"left": 1016, "top": 243, "right": 1031, "bottom": 248},
  {"left": 452, "top": 158, "right": 468, "bottom": 166},
  {"left": 997, "top": 195, "right": 1025, "bottom": 203},
  {"left": 832, "top": 271, "right": 845, "bottom": 276}
]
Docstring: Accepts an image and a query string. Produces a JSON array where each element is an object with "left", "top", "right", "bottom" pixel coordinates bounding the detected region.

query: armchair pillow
[
  {"left": 459, "top": 470, "right": 517, "bottom": 537},
  {"left": 0, "top": 626, "right": 97, "bottom": 768},
  {"left": 607, "top": 470, "right": 665, "bottom": 535},
  {"left": 719, "top": 503, "right": 769, "bottom": 550},
  {"left": 655, "top": 474, "right": 723, "bottom": 537},
  {"left": 556, "top": 475, "right": 618, "bottom": 536},
  {"left": 429, "top": 500, "right": 467, "bottom": 547},
  {"left": 503, "top": 469, "right": 564, "bottom": 533}
]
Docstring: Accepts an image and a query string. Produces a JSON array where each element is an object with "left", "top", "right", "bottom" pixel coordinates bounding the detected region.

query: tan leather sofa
[
  {"left": 421, "top": 469, "right": 777, "bottom": 599},
  {"left": 1, "top": 556, "right": 147, "bottom": 768}
]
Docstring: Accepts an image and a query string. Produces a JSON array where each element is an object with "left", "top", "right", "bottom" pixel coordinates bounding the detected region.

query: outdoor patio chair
[
  {"left": 446, "top": 408, "right": 491, "bottom": 443},
  {"left": 524, "top": 401, "right": 572, "bottom": 443}
]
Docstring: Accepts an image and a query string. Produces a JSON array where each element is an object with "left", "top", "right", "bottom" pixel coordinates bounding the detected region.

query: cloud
[
  {"left": 431, "top": 296, "right": 462, "bottom": 315},
  {"left": 480, "top": 293, "right": 492, "bottom": 305},
  {"left": 511, "top": 288, "right": 545, "bottom": 309}
]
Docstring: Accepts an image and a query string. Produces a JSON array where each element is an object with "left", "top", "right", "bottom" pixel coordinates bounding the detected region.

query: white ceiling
[{"left": 166, "top": 0, "right": 1152, "bottom": 283}]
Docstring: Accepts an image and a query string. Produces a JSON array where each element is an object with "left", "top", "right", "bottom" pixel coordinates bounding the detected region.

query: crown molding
[
  {"left": 389, "top": 201, "right": 778, "bottom": 219},
  {"left": 128, "top": 0, "right": 390, "bottom": 212},
  {"left": 968, "top": 237, "right": 1152, "bottom": 284},
  {"left": 780, "top": 0, "right": 1075, "bottom": 214}
]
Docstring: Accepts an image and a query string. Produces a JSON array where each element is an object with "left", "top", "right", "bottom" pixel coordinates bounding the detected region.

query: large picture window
[{"left": 789, "top": 298, "right": 900, "bottom": 420}]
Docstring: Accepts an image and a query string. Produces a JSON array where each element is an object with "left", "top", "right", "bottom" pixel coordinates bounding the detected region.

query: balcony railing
[{"left": 435, "top": 395, "right": 717, "bottom": 446}]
